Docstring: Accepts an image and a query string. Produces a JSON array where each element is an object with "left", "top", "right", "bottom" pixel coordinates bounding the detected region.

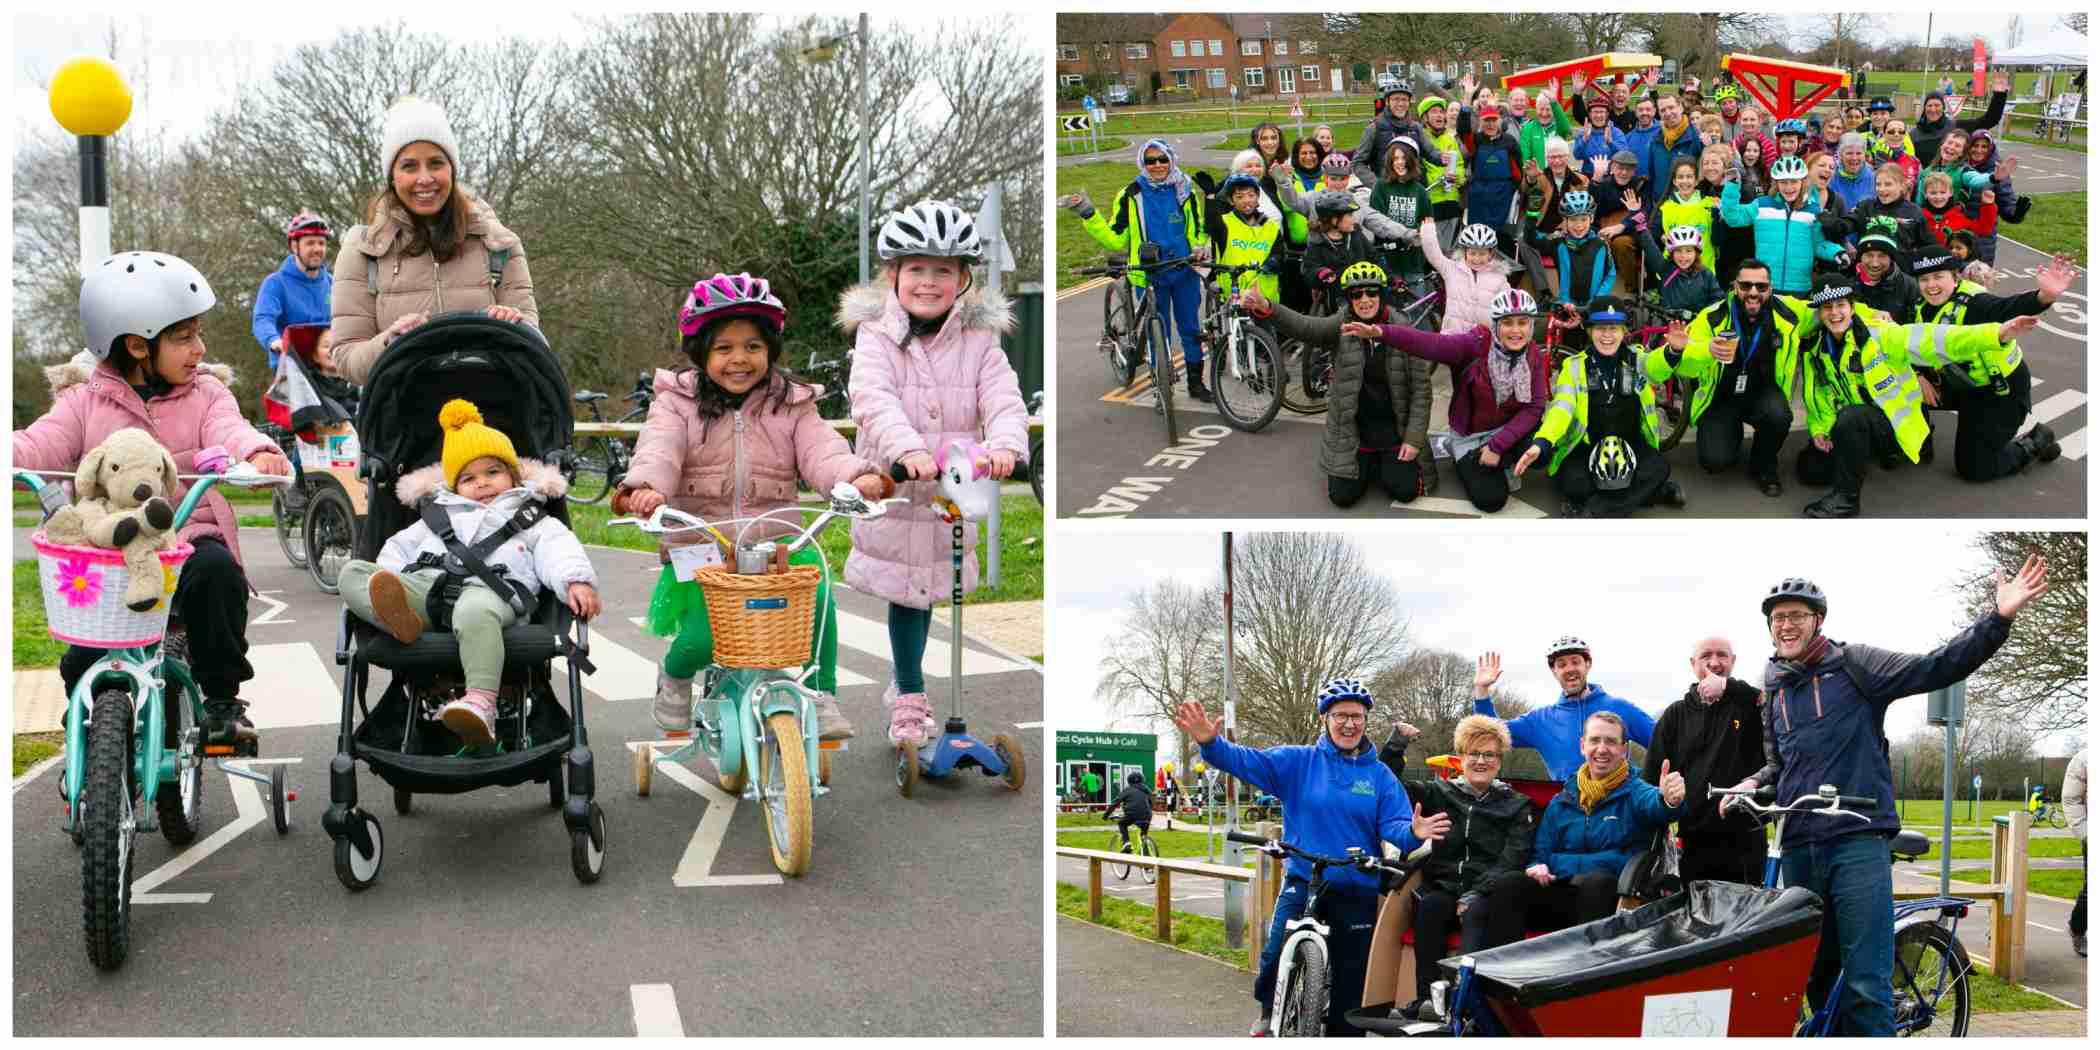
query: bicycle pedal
[
  {"left": 203, "top": 744, "right": 236, "bottom": 757},
  {"left": 661, "top": 729, "right": 693, "bottom": 740}
]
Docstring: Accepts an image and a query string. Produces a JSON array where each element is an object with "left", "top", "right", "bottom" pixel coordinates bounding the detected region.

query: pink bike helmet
[{"left": 677, "top": 272, "right": 785, "bottom": 336}]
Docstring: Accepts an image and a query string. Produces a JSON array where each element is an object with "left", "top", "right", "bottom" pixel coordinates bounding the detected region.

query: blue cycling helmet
[
  {"left": 1316, "top": 677, "right": 1374, "bottom": 714},
  {"left": 1220, "top": 172, "right": 1262, "bottom": 198},
  {"left": 1560, "top": 190, "right": 1595, "bottom": 217},
  {"left": 1774, "top": 118, "right": 1808, "bottom": 137}
]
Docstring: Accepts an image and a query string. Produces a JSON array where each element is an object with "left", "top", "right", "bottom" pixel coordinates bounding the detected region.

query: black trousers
[
  {"left": 1411, "top": 884, "right": 1511, "bottom": 1001},
  {"left": 1473, "top": 869, "right": 1620, "bottom": 948},
  {"left": 1552, "top": 441, "right": 1671, "bottom": 517},
  {"left": 61, "top": 535, "right": 252, "bottom": 700},
  {"left": 2072, "top": 841, "right": 2086, "bottom": 938},
  {"left": 1696, "top": 385, "right": 1793, "bottom": 480},
  {"left": 1938, "top": 363, "right": 2034, "bottom": 482},
  {"left": 1679, "top": 829, "right": 1769, "bottom": 886},
  {"left": 1279, "top": 256, "right": 1312, "bottom": 314},
  {"left": 1328, "top": 450, "right": 1422, "bottom": 507},
  {"left": 1452, "top": 447, "right": 1512, "bottom": 513},
  {"left": 1797, "top": 403, "right": 1900, "bottom": 495}
]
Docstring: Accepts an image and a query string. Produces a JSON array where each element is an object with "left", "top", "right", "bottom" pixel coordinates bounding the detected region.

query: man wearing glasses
[
  {"left": 1655, "top": 258, "right": 1806, "bottom": 498},
  {"left": 1642, "top": 635, "right": 1766, "bottom": 885},
  {"left": 1725, "top": 565, "right": 2047, "bottom": 1035}
]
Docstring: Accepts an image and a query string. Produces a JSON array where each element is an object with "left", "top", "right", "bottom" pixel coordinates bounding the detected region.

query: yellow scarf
[{"left": 1576, "top": 761, "right": 1630, "bottom": 814}]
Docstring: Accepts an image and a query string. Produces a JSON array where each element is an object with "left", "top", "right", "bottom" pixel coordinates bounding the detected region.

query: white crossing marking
[
  {"left": 627, "top": 742, "right": 784, "bottom": 888},
  {"left": 133, "top": 759, "right": 300, "bottom": 904},
  {"left": 2023, "top": 388, "right": 2086, "bottom": 428},
  {"left": 1387, "top": 495, "right": 1549, "bottom": 519},
  {"left": 250, "top": 589, "right": 295, "bottom": 626},
  {"left": 629, "top": 983, "right": 685, "bottom": 1037},
  {"left": 247, "top": 643, "right": 346, "bottom": 730},
  {"left": 554, "top": 630, "right": 664, "bottom": 702},
  {"left": 832, "top": 609, "right": 1030, "bottom": 679},
  {"left": 2056, "top": 428, "right": 2086, "bottom": 460},
  {"left": 1015, "top": 721, "right": 1044, "bottom": 730},
  {"left": 624, "top": 617, "right": 873, "bottom": 687}
]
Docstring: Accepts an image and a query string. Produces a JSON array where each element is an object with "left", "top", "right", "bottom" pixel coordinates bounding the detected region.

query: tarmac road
[{"left": 13, "top": 528, "right": 1043, "bottom": 1036}]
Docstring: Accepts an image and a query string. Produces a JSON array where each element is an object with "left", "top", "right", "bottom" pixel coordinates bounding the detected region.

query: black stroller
[{"left": 322, "top": 312, "right": 605, "bottom": 890}]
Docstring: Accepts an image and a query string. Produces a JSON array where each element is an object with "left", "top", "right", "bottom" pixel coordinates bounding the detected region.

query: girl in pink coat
[
  {"left": 13, "top": 252, "right": 291, "bottom": 750},
  {"left": 615, "top": 274, "right": 886, "bottom": 741},
  {"left": 840, "top": 201, "right": 1030, "bottom": 746}
]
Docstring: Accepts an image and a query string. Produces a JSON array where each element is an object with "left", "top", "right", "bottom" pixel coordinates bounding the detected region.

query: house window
[
  {"left": 1058, "top": 74, "right": 1082, "bottom": 89},
  {"left": 1057, "top": 44, "right": 1078, "bottom": 62},
  {"left": 1209, "top": 40, "right": 1224, "bottom": 57},
  {"left": 1096, "top": 44, "right": 1112, "bottom": 59},
  {"left": 1244, "top": 67, "right": 1266, "bottom": 88},
  {"left": 1171, "top": 40, "right": 1186, "bottom": 58},
  {"left": 1125, "top": 43, "right": 1148, "bottom": 60},
  {"left": 1241, "top": 39, "right": 1263, "bottom": 56},
  {"left": 1172, "top": 68, "right": 1193, "bottom": 88},
  {"left": 1301, "top": 40, "right": 1317, "bottom": 54},
  {"left": 1483, "top": 60, "right": 1495, "bottom": 74},
  {"left": 1276, "top": 41, "right": 1289, "bottom": 56},
  {"left": 1302, "top": 65, "right": 1319, "bottom": 83},
  {"left": 1279, "top": 66, "right": 1296, "bottom": 93},
  {"left": 1207, "top": 67, "right": 1227, "bottom": 89},
  {"left": 1386, "top": 62, "right": 1402, "bottom": 77},
  {"left": 1188, "top": 39, "right": 1201, "bottom": 57},
  {"left": 1466, "top": 61, "right": 1477, "bottom": 75},
  {"left": 1425, "top": 59, "right": 1440, "bottom": 72}
]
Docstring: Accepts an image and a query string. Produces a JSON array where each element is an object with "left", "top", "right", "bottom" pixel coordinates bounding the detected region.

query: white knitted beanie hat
[{"left": 379, "top": 96, "right": 460, "bottom": 178}]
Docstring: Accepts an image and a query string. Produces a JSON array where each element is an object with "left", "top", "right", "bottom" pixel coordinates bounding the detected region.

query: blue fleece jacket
[
  {"left": 1475, "top": 684, "right": 1656, "bottom": 781},
  {"left": 1829, "top": 163, "right": 1877, "bottom": 213},
  {"left": 1199, "top": 733, "right": 1420, "bottom": 892},
  {"left": 1534, "top": 766, "right": 1681, "bottom": 878},
  {"left": 252, "top": 254, "right": 333, "bottom": 370}
]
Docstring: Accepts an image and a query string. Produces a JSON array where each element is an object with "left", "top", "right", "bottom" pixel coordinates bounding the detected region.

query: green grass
[
  {"left": 1058, "top": 135, "right": 1129, "bottom": 157},
  {"left": 1856, "top": 72, "right": 2051, "bottom": 97},
  {"left": 1968, "top": 966, "right": 2073, "bottom": 1014},
  {"left": 1054, "top": 881, "right": 1249, "bottom": 970},
  {"left": 1056, "top": 161, "right": 1150, "bottom": 289},
  {"left": 13, "top": 732, "right": 63, "bottom": 777},
  {"left": 1948, "top": 865, "right": 2088, "bottom": 901},
  {"left": 1209, "top": 120, "right": 1370, "bottom": 152},
  {"left": 14, "top": 486, "right": 276, "bottom": 508},
  {"left": 2008, "top": 192, "right": 2085, "bottom": 265},
  {"left": 1896, "top": 799, "right": 2041, "bottom": 824},
  {"left": 1056, "top": 827, "right": 1261, "bottom": 862},
  {"left": 12, "top": 560, "right": 67, "bottom": 669},
  {"left": 2002, "top": 114, "right": 2087, "bottom": 154},
  {"left": 1059, "top": 100, "right": 1371, "bottom": 138},
  {"left": 1918, "top": 834, "right": 2084, "bottom": 862}
]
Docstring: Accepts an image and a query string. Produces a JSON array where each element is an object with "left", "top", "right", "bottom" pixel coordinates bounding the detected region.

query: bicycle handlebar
[
  {"left": 1075, "top": 256, "right": 1196, "bottom": 278},
  {"left": 887, "top": 458, "right": 1033, "bottom": 484},
  {"left": 1709, "top": 784, "right": 1877, "bottom": 822},
  {"left": 1226, "top": 830, "right": 1408, "bottom": 877}
]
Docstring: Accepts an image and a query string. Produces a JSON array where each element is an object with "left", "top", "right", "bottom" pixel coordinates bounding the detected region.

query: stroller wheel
[
  {"left": 571, "top": 802, "right": 606, "bottom": 884},
  {"left": 990, "top": 733, "right": 1028, "bottom": 792},
  {"left": 333, "top": 809, "right": 383, "bottom": 891},
  {"left": 392, "top": 787, "right": 413, "bottom": 816}
]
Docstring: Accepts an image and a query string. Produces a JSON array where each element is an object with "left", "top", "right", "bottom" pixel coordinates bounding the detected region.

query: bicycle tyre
[
  {"left": 1660, "top": 375, "right": 1697, "bottom": 453},
  {"left": 757, "top": 711, "right": 813, "bottom": 876},
  {"left": 82, "top": 688, "right": 137, "bottom": 971},
  {"left": 1146, "top": 309, "right": 1178, "bottom": 444},
  {"left": 1102, "top": 281, "right": 1138, "bottom": 387},
  {"left": 273, "top": 486, "right": 308, "bottom": 568},
  {"left": 1028, "top": 434, "right": 1045, "bottom": 505},
  {"left": 1211, "top": 322, "right": 1284, "bottom": 433},
  {"left": 1276, "top": 937, "right": 1329, "bottom": 1037},
  {"left": 2050, "top": 807, "right": 2069, "bottom": 830},
  {"left": 154, "top": 678, "right": 203, "bottom": 848},
  {"left": 1138, "top": 836, "right": 1160, "bottom": 885},
  {"left": 1891, "top": 920, "right": 1970, "bottom": 1037},
  {"left": 1113, "top": 841, "right": 1135, "bottom": 881},
  {"left": 568, "top": 437, "right": 614, "bottom": 505},
  {"left": 302, "top": 482, "right": 356, "bottom": 596}
]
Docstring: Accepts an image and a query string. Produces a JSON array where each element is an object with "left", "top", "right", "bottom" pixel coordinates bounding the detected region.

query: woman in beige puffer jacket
[{"left": 327, "top": 97, "right": 539, "bottom": 385}]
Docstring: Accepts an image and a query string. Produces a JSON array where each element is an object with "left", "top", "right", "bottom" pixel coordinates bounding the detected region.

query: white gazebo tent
[{"left": 1993, "top": 31, "right": 2090, "bottom": 68}]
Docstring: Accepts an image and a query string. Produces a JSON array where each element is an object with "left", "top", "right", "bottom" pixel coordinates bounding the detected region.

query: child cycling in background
[
  {"left": 616, "top": 273, "right": 888, "bottom": 739},
  {"left": 1103, "top": 772, "right": 1154, "bottom": 850},
  {"left": 341, "top": 399, "right": 599, "bottom": 746},
  {"left": 13, "top": 252, "right": 291, "bottom": 751},
  {"left": 841, "top": 201, "right": 1029, "bottom": 746}
]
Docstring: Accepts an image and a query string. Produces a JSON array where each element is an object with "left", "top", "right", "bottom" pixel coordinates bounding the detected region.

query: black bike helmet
[
  {"left": 1762, "top": 577, "right": 1828, "bottom": 618},
  {"left": 1128, "top": 772, "right": 1145, "bottom": 787}
]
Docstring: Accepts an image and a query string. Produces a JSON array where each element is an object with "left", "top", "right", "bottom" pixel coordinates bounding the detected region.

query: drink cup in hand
[{"left": 1711, "top": 333, "right": 1738, "bottom": 363}]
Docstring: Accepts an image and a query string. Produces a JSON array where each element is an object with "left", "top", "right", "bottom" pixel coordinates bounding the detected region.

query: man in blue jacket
[
  {"left": 252, "top": 211, "right": 335, "bottom": 371},
  {"left": 1727, "top": 563, "right": 2049, "bottom": 1036},
  {"left": 1177, "top": 680, "right": 1450, "bottom": 1036},
  {"left": 1472, "top": 639, "right": 1655, "bottom": 780}
]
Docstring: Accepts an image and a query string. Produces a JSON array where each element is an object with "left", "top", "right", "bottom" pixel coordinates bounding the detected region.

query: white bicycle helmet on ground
[
  {"left": 1455, "top": 223, "right": 1499, "bottom": 250},
  {"left": 877, "top": 200, "right": 984, "bottom": 262},
  {"left": 80, "top": 250, "right": 217, "bottom": 361}
]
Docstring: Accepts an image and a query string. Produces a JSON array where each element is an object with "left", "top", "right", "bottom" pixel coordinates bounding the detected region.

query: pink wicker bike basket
[{"left": 30, "top": 531, "right": 194, "bottom": 648}]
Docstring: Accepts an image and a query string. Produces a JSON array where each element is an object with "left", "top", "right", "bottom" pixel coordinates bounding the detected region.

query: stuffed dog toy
[{"left": 45, "top": 428, "right": 181, "bottom": 611}]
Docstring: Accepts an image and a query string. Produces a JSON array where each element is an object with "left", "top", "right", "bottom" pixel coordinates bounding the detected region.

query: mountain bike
[
  {"left": 1095, "top": 264, "right": 1141, "bottom": 388},
  {"left": 1197, "top": 262, "right": 1284, "bottom": 432},
  {"left": 1075, "top": 251, "right": 1196, "bottom": 445},
  {"left": 1229, "top": 829, "right": 1409, "bottom": 1037},
  {"left": 568, "top": 371, "right": 654, "bottom": 504}
]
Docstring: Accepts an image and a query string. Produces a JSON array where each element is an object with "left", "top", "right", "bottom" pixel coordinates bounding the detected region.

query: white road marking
[
  {"left": 1386, "top": 495, "right": 1550, "bottom": 519},
  {"left": 247, "top": 643, "right": 346, "bottom": 730},
  {"left": 834, "top": 609, "right": 1029, "bottom": 679},
  {"left": 2024, "top": 388, "right": 2086, "bottom": 427},
  {"left": 250, "top": 589, "right": 295, "bottom": 626},
  {"left": 133, "top": 759, "right": 300, "bottom": 904},
  {"left": 554, "top": 630, "right": 664, "bottom": 703},
  {"left": 1015, "top": 722, "right": 1044, "bottom": 730},
  {"left": 2056, "top": 428, "right": 2086, "bottom": 460},
  {"left": 628, "top": 983, "right": 685, "bottom": 1037},
  {"left": 627, "top": 741, "right": 783, "bottom": 888},
  {"left": 2028, "top": 921, "right": 2064, "bottom": 933}
]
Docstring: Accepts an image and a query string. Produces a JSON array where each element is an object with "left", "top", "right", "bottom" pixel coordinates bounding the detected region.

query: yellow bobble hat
[{"left": 438, "top": 399, "right": 520, "bottom": 489}]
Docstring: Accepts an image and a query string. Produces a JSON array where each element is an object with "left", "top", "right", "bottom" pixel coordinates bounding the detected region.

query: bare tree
[
  {"left": 1947, "top": 532, "right": 2086, "bottom": 735},
  {"left": 1225, "top": 534, "right": 1411, "bottom": 747},
  {"left": 1095, "top": 578, "right": 1222, "bottom": 775},
  {"left": 2063, "top": 13, "right": 2087, "bottom": 35},
  {"left": 1559, "top": 12, "right": 1635, "bottom": 56}
]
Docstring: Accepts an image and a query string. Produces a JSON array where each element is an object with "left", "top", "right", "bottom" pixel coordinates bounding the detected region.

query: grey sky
[{"left": 1053, "top": 527, "right": 2083, "bottom": 758}]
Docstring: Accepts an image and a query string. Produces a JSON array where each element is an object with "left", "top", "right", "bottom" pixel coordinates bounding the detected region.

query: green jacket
[
  {"left": 1207, "top": 207, "right": 1282, "bottom": 303},
  {"left": 1518, "top": 100, "right": 1573, "bottom": 173},
  {"left": 1797, "top": 316, "right": 2013, "bottom": 460},
  {"left": 1534, "top": 349, "right": 1663, "bottom": 474},
  {"left": 1079, "top": 179, "right": 1205, "bottom": 290},
  {"left": 1649, "top": 294, "right": 1809, "bottom": 425},
  {"left": 1424, "top": 127, "right": 1466, "bottom": 207}
]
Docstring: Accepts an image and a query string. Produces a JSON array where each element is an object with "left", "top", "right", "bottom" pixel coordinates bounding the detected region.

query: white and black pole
[{"left": 77, "top": 135, "right": 111, "bottom": 270}]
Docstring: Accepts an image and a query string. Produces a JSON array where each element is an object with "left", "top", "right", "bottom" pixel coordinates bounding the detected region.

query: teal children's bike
[
  {"left": 615, "top": 482, "right": 898, "bottom": 876},
  {"left": 18, "top": 464, "right": 297, "bottom": 971}
]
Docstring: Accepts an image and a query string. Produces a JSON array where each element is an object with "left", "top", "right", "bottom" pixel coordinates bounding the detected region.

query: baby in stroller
[{"left": 339, "top": 398, "right": 600, "bottom": 745}]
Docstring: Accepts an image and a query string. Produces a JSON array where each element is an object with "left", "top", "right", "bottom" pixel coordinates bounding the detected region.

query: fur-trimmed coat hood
[
  {"left": 15, "top": 351, "right": 278, "bottom": 570},
  {"left": 834, "top": 281, "right": 1015, "bottom": 341},
  {"left": 377, "top": 458, "right": 595, "bottom": 599}
]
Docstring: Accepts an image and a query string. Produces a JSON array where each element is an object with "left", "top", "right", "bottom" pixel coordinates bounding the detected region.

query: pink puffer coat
[
  {"left": 12, "top": 354, "right": 280, "bottom": 569},
  {"left": 837, "top": 282, "right": 1029, "bottom": 610},
  {"left": 618, "top": 369, "right": 877, "bottom": 557},
  {"left": 329, "top": 195, "right": 539, "bottom": 385},
  {"left": 1422, "top": 219, "right": 1515, "bottom": 333}
]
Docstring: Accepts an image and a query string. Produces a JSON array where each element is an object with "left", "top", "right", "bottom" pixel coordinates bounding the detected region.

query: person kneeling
[{"left": 1513, "top": 297, "right": 1683, "bottom": 517}]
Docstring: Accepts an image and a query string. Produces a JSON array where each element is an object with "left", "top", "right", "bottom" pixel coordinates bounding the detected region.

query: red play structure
[{"left": 1719, "top": 53, "right": 1847, "bottom": 120}]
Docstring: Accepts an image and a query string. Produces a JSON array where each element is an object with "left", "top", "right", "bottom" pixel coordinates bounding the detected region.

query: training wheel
[
  {"left": 270, "top": 765, "right": 291, "bottom": 834},
  {"left": 634, "top": 744, "right": 653, "bottom": 797},
  {"left": 895, "top": 744, "right": 919, "bottom": 799}
]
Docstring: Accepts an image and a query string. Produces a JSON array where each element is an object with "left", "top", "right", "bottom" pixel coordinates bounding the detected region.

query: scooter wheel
[
  {"left": 990, "top": 733, "right": 1027, "bottom": 792},
  {"left": 271, "top": 765, "right": 291, "bottom": 835},
  {"left": 634, "top": 744, "right": 653, "bottom": 797},
  {"left": 819, "top": 751, "right": 832, "bottom": 787},
  {"left": 895, "top": 745, "right": 919, "bottom": 799}
]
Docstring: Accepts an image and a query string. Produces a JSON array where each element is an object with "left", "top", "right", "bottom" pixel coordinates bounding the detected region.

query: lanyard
[{"left": 1729, "top": 300, "right": 1764, "bottom": 367}]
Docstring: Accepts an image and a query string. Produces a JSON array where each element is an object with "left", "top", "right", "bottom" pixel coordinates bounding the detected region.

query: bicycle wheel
[
  {"left": 1028, "top": 434, "right": 1045, "bottom": 505},
  {"left": 82, "top": 688, "right": 137, "bottom": 971},
  {"left": 1138, "top": 836, "right": 1160, "bottom": 885},
  {"left": 568, "top": 437, "right": 614, "bottom": 505},
  {"left": 757, "top": 711, "right": 813, "bottom": 876},
  {"left": 1102, "top": 281, "right": 1138, "bottom": 387},
  {"left": 1145, "top": 309, "right": 1178, "bottom": 444},
  {"left": 1113, "top": 841, "right": 1135, "bottom": 881},
  {"left": 273, "top": 485, "right": 308, "bottom": 568},
  {"left": 2049, "top": 806, "right": 2069, "bottom": 830},
  {"left": 1660, "top": 375, "right": 1698, "bottom": 453},
  {"left": 1891, "top": 921, "right": 1970, "bottom": 1037},
  {"left": 1275, "top": 937, "right": 1329, "bottom": 1037},
  {"left": 154, "top": 681, "right": 203, "bottom": 848},
  {"left": 303, "top": 483, "right": 356, "bottom": 596},
  {"left": 1211, "top": 322, "right": 1284, "bottom": 433}
]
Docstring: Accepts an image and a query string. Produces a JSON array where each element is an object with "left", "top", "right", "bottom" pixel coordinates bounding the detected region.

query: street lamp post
[
  {"left": 48, "top": 55, "right": 133, "bottom": 272},
  {"left": 802, "top": 16, "right": 873, "bottom": 284}
]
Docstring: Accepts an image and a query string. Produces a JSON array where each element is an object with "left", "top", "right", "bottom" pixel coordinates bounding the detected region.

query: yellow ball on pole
[{"left": 49, "top": 56, "right": 133, "bottom": 138}]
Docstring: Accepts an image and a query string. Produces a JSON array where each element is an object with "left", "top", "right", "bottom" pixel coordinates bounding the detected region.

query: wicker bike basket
[
  {"left": 31, "top": 531, "right": 195, "bottom": 648},
  {"left": 694, "top": 564, "right": 822, "bottom": 669}
]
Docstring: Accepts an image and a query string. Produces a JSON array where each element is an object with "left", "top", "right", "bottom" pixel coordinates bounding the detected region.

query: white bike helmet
[
  {"left": 80, "top": 251, "right": 217, "bottom": 361},
  {"left": 1545, "top": 635, "right": 1591, "bottom": 663},
  {"left": 1455, "top": 223, "right": 1499, "bottom": 250},
  {"left": 1489, "top": 289, "right": 1538, "bottom": 320},
  {"left": 877, "top": 200, "right": 984, "bottom": 262},
  {"left": 1769, "top": 155, "right": 1809, "bottom": 181},
  {"left": 1588, "top": 435, "right": 1637, "bottom": 491},
  {"left": 1662, "top": 225, "right": 1705, "bottom": 252}
]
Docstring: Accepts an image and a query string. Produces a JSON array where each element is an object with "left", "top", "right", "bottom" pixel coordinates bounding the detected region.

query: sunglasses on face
[
  {"left": 1143, "top": 156, "right": 1170, "bottom": 166},
  {"left": 1736, "top": 280, "right": 1770, "bottom": 291},
  {"left": 1348, "top": 288, "right": 1382, "bottom": 301}
]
